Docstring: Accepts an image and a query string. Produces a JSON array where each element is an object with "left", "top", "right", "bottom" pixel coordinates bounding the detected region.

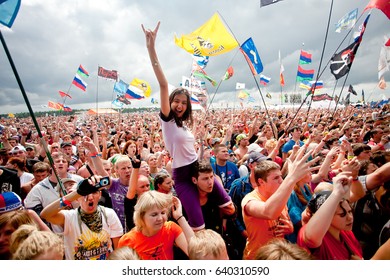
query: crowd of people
[{"left": 1, "top": 21, "right": 390, "bottom": 260}]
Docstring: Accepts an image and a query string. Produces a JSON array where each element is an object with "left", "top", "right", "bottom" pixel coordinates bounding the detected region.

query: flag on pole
[
  {"left": 345, "top": 92, "right": 351, "bottom": 105},
  {"left": 240, "top": 37, "right": 264, "bottom": 75},
  {"left": 113, "top": 79, "right": 129, "bottom": 94},
  {"left": 130, "top": 78, "right": 152, "bottom": 97},
  {"left": 279, "top": 50, "right": 285, "bottom": 87},
  {"left": 296, "top": 66, "right": 315, "bottom": 81},
  {"left": 330, "top": 14, "right": 370, "bottom": 80},
  {"left": 174, "top": 13, "right": 239, "bottom": 56},
  {"left": 348, "top": 84, "right": 358, "bottom": 96},
  {"left": 192, "top": 71, "right": 217, "bottom": 86},
  {"left": 98, "top": 66, "right": 118, "bottom": 81},
  {"left": 299, "top": 50, "right": 312, "bottom": 64},
  {"left": 48, "top": 101, "right": 63, "bottom": 110},
  {"left": 238, "top": 90, "right": 250, "bottom": 100},
  {"left": 364, "top": 0, "right": 390, "bottom": 19},
  {"left": 362, "top": 89, "right": 365, "bottom": 103},
  {"left": 59, "top": 91, "right": 72, "bottom": 99},
  {"left": 151, "top": 98, "right": 159, "bottom": 104},
  {"left": 72, "top": 74, "right": 87, "bottom": 91},
  {"left": 190, "top": 94, "right": 200, "bottom": 104},
  {"left": 259, "top": 74, "right": 271, "bottom": 86},
  {"left": 125, "top": 86, "right": 145, "bottom": 100},
  {"left": 260, "top": 0, "right": 283, "bottom": 7},
  {"left": 192, "top": 54, "right": 209, "bottom": 69},
  {"left": 236, "top": 82, "right": 245, "bottom": 90},
  {"left": 335, "top": 8, "right": 358, "bottom": 33},
  {"left": 0, "top": 0, "right": 21, "bottom": 28},
  {"left": 222, "top": 66, "right": 234, "bottom": 80},
  {"left": 266, "top": 92, "right": 272, "bottom": 99},
  {"left": 378, "top": 36, "right": 390, "bottom": 80},
  {"left": 77, "top": 65, "right": 89, "bottom": 78}
]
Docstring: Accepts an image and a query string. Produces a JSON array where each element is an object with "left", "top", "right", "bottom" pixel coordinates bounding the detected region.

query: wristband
[
  {"left": 59, "top": 197, "right": 71, "bottom": 208},
  {"left": 90, "top": 153, "right": 102, "bottom": 158},
  {"left": 176, "top": 215, "right": 184, "bottom": 222}
]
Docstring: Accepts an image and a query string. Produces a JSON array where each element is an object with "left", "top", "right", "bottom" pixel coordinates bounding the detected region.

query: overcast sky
[{"left": 0, "top": 0, "right": 389, "bottom": 114}]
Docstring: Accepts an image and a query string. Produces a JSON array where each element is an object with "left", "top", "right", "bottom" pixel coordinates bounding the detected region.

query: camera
[{"left": 98, "top": 176, "right": 110, "bottom": 188}]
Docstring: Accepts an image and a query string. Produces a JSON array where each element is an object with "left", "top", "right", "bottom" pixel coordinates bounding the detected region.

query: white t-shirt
[
  {"left": 20, "top": 172, "right": 34, "bottom": 185},
  {"left": 62, "top": 206, "right": 123, "bottom": 260},
  {"left": 160, "top": 114, "right": 197, "bottom": 169}
]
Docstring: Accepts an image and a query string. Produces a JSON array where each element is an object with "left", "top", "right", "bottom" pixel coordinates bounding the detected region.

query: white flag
[{"left": 236, "top": 82, "right": 245, "bottom": 90}]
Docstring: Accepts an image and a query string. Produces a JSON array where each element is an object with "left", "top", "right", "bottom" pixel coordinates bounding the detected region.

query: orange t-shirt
[
  {"left": 242, "top": 189, "right": 291, "bottom": 260},
  {"left": 118, "top": 221, "right": 182, "bottom": 260}
]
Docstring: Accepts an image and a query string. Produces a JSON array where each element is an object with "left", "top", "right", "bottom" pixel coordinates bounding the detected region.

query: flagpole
[
  {"left": 327, "top": 80, "right": 339, "bottom": 111},
  {"left": 305, "top": 0, "right": 335, "bottom": 121},
  {"left": 0, "top": 30, "right": 67, "bottom": 195},
  {"left": 96, "top": 64, "right": 99, "bottom": 115},
  {"left": 205, "top": 49, "right": 240, "bottom": 114},
  {"left": 331, "top": 72, "right": 351, "bottom": 117}
]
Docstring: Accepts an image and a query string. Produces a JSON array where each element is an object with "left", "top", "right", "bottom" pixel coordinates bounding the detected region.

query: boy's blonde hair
[
  {"left": 133, "top": 191, "right": 172, "bottom": 231},
  {"left": 10, "top": 224, "right": 64, "bottom": 260},
  {"left": 188, "top": 229, "right": 228, "bottom": 260},
  {"left": 108, "top": 246, "right": 141, "bottom": 260}
]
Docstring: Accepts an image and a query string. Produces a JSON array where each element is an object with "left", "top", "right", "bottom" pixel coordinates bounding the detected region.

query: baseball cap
[
  {"left": 10, "top": 145, "right": 26, "bottom": 154},
  {"left": 211, "top": 138, "right": 221, "bottom": 146},
  {"left": 235, "top": 134, "right": 247, "bottom": 144},
  {"left": 248, "top": 143, "right": 263, "bottom": 154},
  {"left": 0, "top": 192, "right": 23, "bottom": 214},
  {"left": 61, "top": 142, "right": 72, "bottom": 148},
  {"left": 247, "top": 152, "right": 269, "bottom": 164}
]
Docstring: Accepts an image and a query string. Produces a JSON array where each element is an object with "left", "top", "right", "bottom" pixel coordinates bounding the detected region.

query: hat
[
  {"left": 248, "top": 143, "right": 263, "bottom": 154},
  {"left": 235, "top": 134, "right": 247, "bottom": 144},
  {"left": 0, "top": 192, "right": 23, "bottom": 214},
  {"left": 211, "top": 138, "right": 221, "bottom": 146},
  {"left": 61, "top": 177, "right": 77, "bottom": 185},
  {"left": 247, "top": 152, "right": 269, "bottom": 164},
  {"left": 25, "top": 146, "right": 33, "bottom": 151},
  {"left": 307, "top": 191, "right": 332, "bottom": 214},
  {"left": 61, "top": 142, "right": 72, "bottom": 148},
  {"left": 10, "top": 145, "right": 26, "bottom": 153}
]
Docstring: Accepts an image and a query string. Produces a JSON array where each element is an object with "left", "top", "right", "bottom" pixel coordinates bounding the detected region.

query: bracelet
[
  {"left": 176, "top": 215, "right": 184, "bottom": 222},
  {"left": 59, "top": 197, "right": 71, "bottom": 208},
  {"left": 90, "top": 153, "right": 102, "bottom": 158}
]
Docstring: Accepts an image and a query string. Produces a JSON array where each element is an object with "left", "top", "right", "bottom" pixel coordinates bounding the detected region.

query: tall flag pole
[
  {"left": 278, "top": 50, "right": 285, "bottom": 105},
  {"left": 0, "top": 1, "right": 67, "bottom": 195},
  {"left": 285, "top": 0, "right": 335, "bottom": 134}
]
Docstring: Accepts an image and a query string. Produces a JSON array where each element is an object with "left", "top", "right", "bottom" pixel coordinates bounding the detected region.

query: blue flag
[
  {"left": 113, "top": 80, "right": 129, "bottom": 94},
  {"left": 0, "top": 0, "right": 21, "bottom": 28},
  {"left": 240, "top": 37, "right": 263, "bottom": 75}
]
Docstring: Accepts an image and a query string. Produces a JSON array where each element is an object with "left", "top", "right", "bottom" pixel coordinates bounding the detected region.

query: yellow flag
[
  {"left": 130, "top": 78, "right": 152, "bottom": 97},
  {"left": 8, "top": 113, "right": 15, "bottom": 118},
  {"left": 174, "top": 13, "right": 238, "bottom": 56}
]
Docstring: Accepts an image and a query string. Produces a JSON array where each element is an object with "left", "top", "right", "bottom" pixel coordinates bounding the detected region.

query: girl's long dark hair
[{"left": 168, "top": 87, "right": 193, "bottom": 127}]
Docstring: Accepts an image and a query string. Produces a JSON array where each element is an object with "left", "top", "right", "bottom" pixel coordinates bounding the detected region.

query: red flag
[
  {"left": 386, "top": 38, "right": 390, "bottom": 47},
  {"left": 48, "top": 101, "right": 62, "bottom": 110},
  {"left": 59, "top": 91, "right": 72, "bottom": 99},
  {"left": 364, "top": 0, "right": 390, "bottom": 19}
]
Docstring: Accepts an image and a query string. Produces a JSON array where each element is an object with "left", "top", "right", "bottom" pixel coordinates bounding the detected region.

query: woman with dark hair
[
  {"left": 121, "top": 140, "right": 138, "bottom": 158},
  {"left": 297, "top": 172, "right": 363, "bottom": 260},
  {"left": 142, "top": 22, "right": 230, "bottom": 231}
]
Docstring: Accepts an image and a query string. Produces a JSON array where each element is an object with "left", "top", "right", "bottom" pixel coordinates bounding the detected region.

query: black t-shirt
[{"left": 0, "top": 166, "right": 21, "bottom": 195}]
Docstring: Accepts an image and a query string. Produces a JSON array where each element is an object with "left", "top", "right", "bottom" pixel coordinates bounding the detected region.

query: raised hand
[
  {"left": 141, "top": 21, "right": 160, "bottom": 49},
  {"left": 332, "top": 172, "right": 352, "bottom": 200}
]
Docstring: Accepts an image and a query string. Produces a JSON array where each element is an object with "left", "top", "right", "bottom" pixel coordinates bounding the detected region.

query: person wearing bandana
[{"left": 41, "top": 175, "right": 123, "bottom": 260}]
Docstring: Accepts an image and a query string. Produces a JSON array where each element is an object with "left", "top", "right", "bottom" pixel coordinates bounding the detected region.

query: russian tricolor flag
[
  {"left": 190, "top": 94, "right": 200, "bottom": 104},
  {"left": 125, "top": 86, "right": 144, "bottom": 100},
  {"left": 72, "top": 74, "right": 87, "bottom": 91},
  {"left": 259, "top": 74, "right": 271, "bottom": 86}
]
